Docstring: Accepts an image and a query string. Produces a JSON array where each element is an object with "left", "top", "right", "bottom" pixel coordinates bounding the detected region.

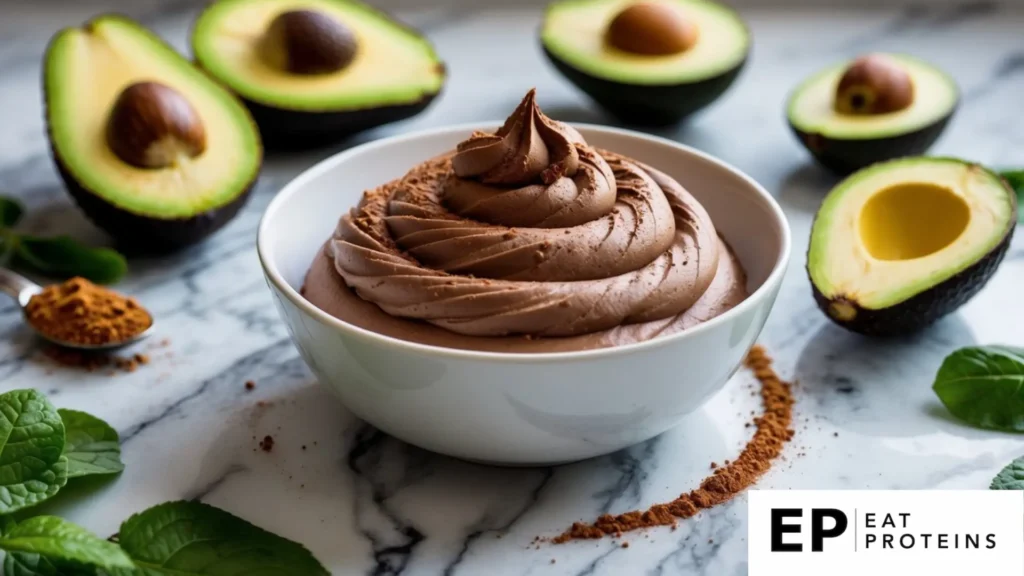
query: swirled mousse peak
[
  {"left": 306, "top": 89, "right": 748, "bottom": 351},
  {"left": 443, "top": 89, "right": 616, "bottom": 229},
  {"left": 452, "top": 89, "right": 582, "bottom": 185}
]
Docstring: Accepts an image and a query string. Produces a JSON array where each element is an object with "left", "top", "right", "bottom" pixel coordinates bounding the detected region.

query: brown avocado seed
[
  {"left": 259, "top": 10, "right": 358, "bottom": 75},
  {"left": 106, "top": 81, "right": 206, "bottom": 170},
  {"left": 834, "top": 54, "right": 914, "bottom": 115},
  {"left": 606, "top": 2, "right": 698, "bottom": 56}
]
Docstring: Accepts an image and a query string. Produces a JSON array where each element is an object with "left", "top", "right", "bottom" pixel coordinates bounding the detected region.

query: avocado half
[
  {"left": 541, "top": 0, "right": 749, "bottom": 126},
  {"left": 44, "top": 15, "right": 262, "bottom": 253},
  {"left": 192, "top": 0, "right": 446, "bottom": 149},
  {"left": 808, "top": 157, "right": 1016, "bottom": 336},
  {"left": 788, "top": 54, "right": 958, "bottom": 174}
]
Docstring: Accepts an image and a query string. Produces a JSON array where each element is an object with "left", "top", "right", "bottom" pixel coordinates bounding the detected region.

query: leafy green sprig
[
  {"left": 0, "top": 197, "right": 126, "bottom": 284},
  {"left": 0, "top": 389, "right": 328, "bottom": 575},
  {"left": 932, "top": 346, "right": 1024, "bottom": 432}
]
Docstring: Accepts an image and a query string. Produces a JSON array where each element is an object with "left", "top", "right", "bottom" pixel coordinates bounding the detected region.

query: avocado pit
[
  {"left": 834, "top": 54, "right": 914, "bottom": 115},
  {"left": 259, "top": 10, "right": 357, "bottom": 75},
  {"left": 606, "top": 2, "right": 698, "bottom": 56},
  {"left": 106, "top": 81, "right": 206, "bottom": 169}
]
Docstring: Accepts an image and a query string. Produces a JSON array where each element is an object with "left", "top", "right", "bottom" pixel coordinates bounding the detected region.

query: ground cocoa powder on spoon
[{"left": 553, "top": 345, "right": 794, "bottom": 543}]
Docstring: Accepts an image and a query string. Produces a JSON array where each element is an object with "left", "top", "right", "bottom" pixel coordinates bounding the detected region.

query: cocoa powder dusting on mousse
[{"left": 552, "top": 345, "right": 794, "bottom": 543}]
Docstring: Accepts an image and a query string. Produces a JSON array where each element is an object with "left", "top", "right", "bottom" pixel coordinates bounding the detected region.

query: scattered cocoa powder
[
  {"left": 259, "top": 435, "right": 275, "bottom": 452},
  {"left": 43, "top": 347, "right": 151, "bottom": 374},
  {"left": 26, "top": 277, "right": 152, "bottom": 346},
  {"left": 552, "top": 345, "right": 794, "bottom": 543}
]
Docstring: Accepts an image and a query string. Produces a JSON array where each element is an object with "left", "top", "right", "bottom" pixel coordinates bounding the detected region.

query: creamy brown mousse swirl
[{"left": 328, "top": 89, "right": 723, "bottom": 338}]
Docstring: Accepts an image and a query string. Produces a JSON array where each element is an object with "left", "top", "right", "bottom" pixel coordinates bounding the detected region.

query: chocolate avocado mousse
[{"left": 302, "top": 90, "right": 747, "bottom": 353}]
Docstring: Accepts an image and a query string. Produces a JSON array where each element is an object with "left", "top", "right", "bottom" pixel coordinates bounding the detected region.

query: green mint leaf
[
  {"left": 991, "top": 456, "right": 1024, "bottom": 490},
  {"left": 999, "top": 169, "right": 1024, "bottom": 223},
  {"left": 4, "top": 552, "right": 97, "bottom": 576},
  {"left": 0, "top": 233, "right": 14, "bottom": 268},
  {"left": 0, "top": 516, "right": 17, "bottom": 537},
  {"left": 12, "top": 236, "right": 127, "bottom": 285},
  {"left": 58, "top": 410, "right": 124, "bottom": 479},
  {"left": 113, "top": 501, "right": 329, "bottom": 576},
  {"left": 933, "top": 346, "right": 1024, "bottom": 431},
  {"left": 0, "top": 390, "right": 67, "bottom": 514},
  {"left": 0, "top": 198, "right": 23, "bottom": 229},
  {"left": 0, "top": 516, "right": 132, "bottom": 572}
]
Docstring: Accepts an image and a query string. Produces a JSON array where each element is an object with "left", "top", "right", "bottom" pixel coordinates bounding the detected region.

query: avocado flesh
[
  {"left": 541, "top": 0, "right": 748, "bottom": 125},
  {"left": 788, "top": 55, "right": 958, "bottom": 174},
  {"left": 808, "top": 157, "right": 1015, "bottom": 335},
  {"left": 45, "top": 15, "right": 261, "bottom": 249},
  {"left": 192, "top": 0, "right": 444, "bottom": 112},
  {"left": 542, "top": 0, "right": 747, "bottom": 85}
]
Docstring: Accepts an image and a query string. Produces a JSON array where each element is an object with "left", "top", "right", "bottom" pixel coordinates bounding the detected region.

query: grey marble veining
[{"left": 2, "top": 2, "right": 1024, "bottom": 574}]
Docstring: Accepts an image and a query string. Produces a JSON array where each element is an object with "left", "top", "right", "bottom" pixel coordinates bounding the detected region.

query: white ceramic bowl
[{"left": 258, "top": 124, "right": 791, "bottom": 465}]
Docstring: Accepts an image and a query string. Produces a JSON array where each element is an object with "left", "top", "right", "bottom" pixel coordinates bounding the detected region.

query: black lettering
[
  {"left": 899, "top": 512, "right": 910, "bottom": 528},
  {"left": 966, "top": 534, "right": 979, "bottom": 549},
  {"left": 883, "top": 534, "right": 893, "bottom": 548},
  {"left": 987, "top": 534, "right": 997, "bottom": 549},
  {"left": 921, "top": 533, "right": 932, "bottom": 548},
  {"left": 938, "top": 534, "right": 948, "bottom": 549},
  {"left": 865, "top": 534, "right": 876, "bottom": 548},
  {"left": 899, "top": 534, "right": 915, "bottom": 549},
  {"left": 881, "top": 513, "right": 895, "bottom": 528},
  {"left": 811, "top": 509, "right": 848, "bottom": 552},
  {"left": 865, "top": 513, "right": 875, "bottom": 528},
  {"left": 771, "top": 509, "right": 802, "bottom": 552}
]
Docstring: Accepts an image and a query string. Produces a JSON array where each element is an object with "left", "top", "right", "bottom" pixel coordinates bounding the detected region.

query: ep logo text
[{"left": 770, "top": 508, "right": 847, "bottom": 552}]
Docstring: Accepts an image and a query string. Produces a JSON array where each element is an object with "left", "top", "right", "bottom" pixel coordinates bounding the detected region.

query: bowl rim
[{"left": 257, "top": 121, "right": 792, "bottom": 364}]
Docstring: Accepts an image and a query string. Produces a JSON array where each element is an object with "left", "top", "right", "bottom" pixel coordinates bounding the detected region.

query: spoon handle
[{"left": 0, "top": 268, "right": 42, "bottom": 307}]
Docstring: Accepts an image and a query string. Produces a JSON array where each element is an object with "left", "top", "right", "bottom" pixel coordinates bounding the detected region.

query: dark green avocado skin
[
  {"left": 53, "top": 155, "right": 257, "bottom": 254},
  {"left": 810, "top": 222, "right": 1014, "bottom": 337},
  {"left": 238, "top": 89, "right": 441, "bottom": 150},
  {"left": 542, "top": 45, "right": 746, "bottom": 126},
  {"left": 791, "top": 111, "right": 954, "bottom": 175}
]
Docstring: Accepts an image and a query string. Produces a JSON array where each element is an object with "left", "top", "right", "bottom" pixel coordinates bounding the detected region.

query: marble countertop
[{"left": 2, "top": 1, "right": 1023, "bottom": 574}]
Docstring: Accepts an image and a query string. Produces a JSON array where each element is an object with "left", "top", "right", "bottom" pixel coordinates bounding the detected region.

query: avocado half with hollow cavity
[
  {"left": 788, "top": 54, "right": 958, "bottom": 174},
  {"left": 44, "top": 15, "right": 262, "bottom": 254},
  {"left": 541, "top": 0, "right": 749, "bottom": 126},
  {"left": 808, "top": 157, "right": 1016, "bottom": 336},
  {"left": 192, "top": 0, "right": 446, "bottom": 149}
]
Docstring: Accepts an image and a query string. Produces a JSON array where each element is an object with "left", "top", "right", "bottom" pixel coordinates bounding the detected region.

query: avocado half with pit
[
  {"left": 44, "top": 16, "right": 262, "bottom": 253},
  {"left": 541, "top": 0, "right": 749, "bottom": 126},
  {"left": 192, "top": 0, "right": 446, "bottom": 148},
  {"left": 788, "top": 54, "right": 958, "bottom": 174},
  {"left": 808, "top": 157, "right": 1016, "bottom": 336}
]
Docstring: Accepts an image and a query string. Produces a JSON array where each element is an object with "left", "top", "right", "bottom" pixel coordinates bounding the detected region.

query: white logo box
[{"left": 749, "top": 490, "right": 1024, "bottom": 575}]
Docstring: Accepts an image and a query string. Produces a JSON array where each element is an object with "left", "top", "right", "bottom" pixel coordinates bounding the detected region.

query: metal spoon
[{"left": 0, "top": 267, "right": 152, "bottom": 351}]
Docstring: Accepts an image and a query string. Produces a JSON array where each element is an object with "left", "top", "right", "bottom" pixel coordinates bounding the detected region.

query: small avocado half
[
  {"left": 808, "top": 157, "right": 1016, "bottom": 336},
  {"left": 541, "top": 0, "right": 749, "bottom": 126},
  {"left": 45, "top": 15, "right": 262, "bottom": 253},
  {"left": 192, "top": 0, "right": 446, "bottom": 148},
  {"left": 788, "top": 54, "right": 959, "bottom": 174}
]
